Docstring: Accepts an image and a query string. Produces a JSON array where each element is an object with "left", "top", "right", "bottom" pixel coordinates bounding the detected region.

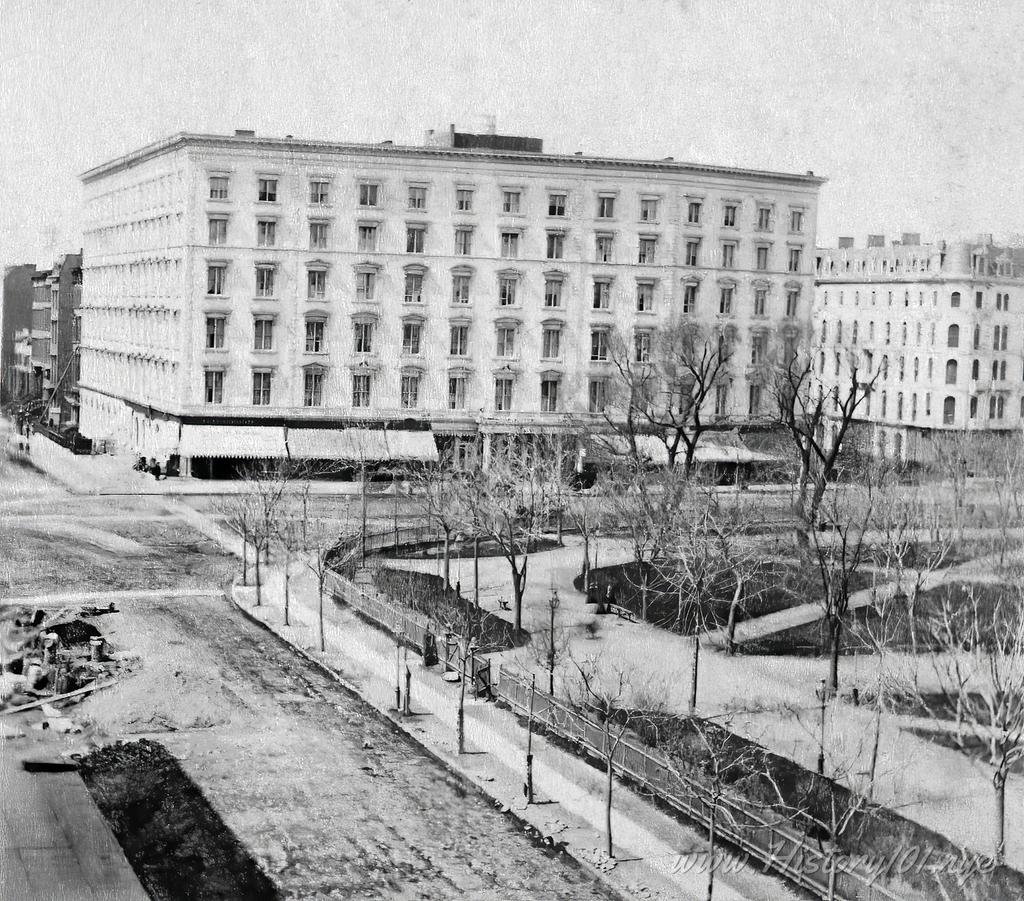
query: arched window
[
  {"left": 943, "top": 396, "right": 956, "bottom": 424},
  {"left": 913, "top": 357, "right": 919, "bottom": 381},
  {"left": 896, "top": 392, "right": 904, "bottom": 420},
  {"left": 945, "top": 360, "right": 958, "bottom": 384},
  {"left": 972, "top": 359, "right": 979, "bottom": 379},
  {"left": 852, "top": 321, "right": 859, "bottom": 344},
  {"left": 971, "top": 396, "right": 978, "bottom": 419},
  {"left": 881, "top": 354, "right": 889, "bottom": 378},
  {"left": 951, "top": 291, "right": 961, "bottom": 308},
  {"left": 947, "top": 325, "right": 959, "bottom": 347},
  {"left": 973, "top": 325, "right": 980, "bottom": 349},
  {"left": 881, "top": 390, "right": 888, "bottom": 417}
]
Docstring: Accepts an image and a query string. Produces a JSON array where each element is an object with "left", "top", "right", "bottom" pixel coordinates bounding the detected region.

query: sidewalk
[
  {"left": 0, "top": 730, "right": 148, "bottom": 901},
  {"left": 228, "top": 566, "right": 800, "bottom": 901}
]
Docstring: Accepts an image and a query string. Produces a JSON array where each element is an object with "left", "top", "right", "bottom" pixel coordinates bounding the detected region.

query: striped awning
[
  {"left": 179, "top": 424, "right": 288, "bottom": 459},
  {"left": 286, "top": 428, "right": 438, "bottom": 462},
  {"left": 591, "top": 433, "right": 782, "bottom": 465}
]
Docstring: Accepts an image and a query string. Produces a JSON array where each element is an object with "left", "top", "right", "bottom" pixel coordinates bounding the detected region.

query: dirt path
[{"left": 81, "top": 593, "right": 618, "bottom": 901}]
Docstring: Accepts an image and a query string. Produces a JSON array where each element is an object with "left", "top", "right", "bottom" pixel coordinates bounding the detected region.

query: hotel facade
[
  {"left": 78, "top": 128, "right": 823, "bottom": 476},
  {"left": 814, "top": 235, "right": 1024, "bottom": 462}
]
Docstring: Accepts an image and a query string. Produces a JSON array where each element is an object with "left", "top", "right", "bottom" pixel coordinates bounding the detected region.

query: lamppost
[
  {"left": 817, "top": 678, "right": 827, "bottom": 776},
  {"left": 548, "top": 588, "right": 560, "bottom": 696}
]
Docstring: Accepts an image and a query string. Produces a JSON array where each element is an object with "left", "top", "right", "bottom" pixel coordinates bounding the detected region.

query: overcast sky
[{"left": 1, "top": 0, "right": 1021, "bottom": 266}]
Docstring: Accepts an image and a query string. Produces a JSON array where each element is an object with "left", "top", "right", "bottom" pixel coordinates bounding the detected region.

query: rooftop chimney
[
  {"left": 867, "top": 234, "right": 885, "bottom": 248},
  {"left": 837, "top": 236, "right": 854, "bottom": 249},
  {"left": 901, "top": 232, "right": 921, "bottom": 246},
  {"left": 234, "top": 129, "right": 256, "bottom": 137}
]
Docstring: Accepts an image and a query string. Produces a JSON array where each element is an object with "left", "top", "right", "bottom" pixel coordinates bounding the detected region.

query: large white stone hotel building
[
  {"left": 78, "top": 126, "right": 823, "bottom": 476},
  {"left": 814, "top": 234, "right": 1024, "bottom": 462}
]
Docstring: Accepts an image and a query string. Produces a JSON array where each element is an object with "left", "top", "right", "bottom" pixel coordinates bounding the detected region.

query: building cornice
[{"left": 80, "top": 132, "right": 828, "bottom": 188}]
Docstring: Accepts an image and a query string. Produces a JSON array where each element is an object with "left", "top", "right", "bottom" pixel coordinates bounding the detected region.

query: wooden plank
[{"left": 0, "top": 680, "right": 117, "bottom": 716}]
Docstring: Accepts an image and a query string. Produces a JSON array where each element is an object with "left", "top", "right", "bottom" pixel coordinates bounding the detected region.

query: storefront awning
[
  {"left": 179, "top": 424, "right": 288, "bottom": 459},
  {"left": 592, "top": 433, "right": 783, "bottom": 466},
  {"left": 286, "top": 428, "right": 438, "bottom": 463}
]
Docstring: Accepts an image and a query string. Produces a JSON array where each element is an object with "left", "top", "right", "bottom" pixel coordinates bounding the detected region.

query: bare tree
[
  {"left": 773, "top": 351, "right": 878, "bottom": 528},
  {"left": 412, "top": 449, "right": 463, "bottom": 588},
  {"left": 811, "top": 476, "right": 875, "bottom": 698},
  {"left": 564, "top": 490, "right": 605, "bottom": 594},
  {"left": 604, "top": 320, "right": 732, "bottom": 476},
  {"left": 917, "top": 583, "right": 1024, "bottom": 863},
  {"left": 215, "top": 490, "right": 260, "bottom": 587},
  {"left": 565, "top": 654, "right": 659, "bottom": 858},
  {"left": 429, "top": 588, "right": 485, "bottom": 755}
]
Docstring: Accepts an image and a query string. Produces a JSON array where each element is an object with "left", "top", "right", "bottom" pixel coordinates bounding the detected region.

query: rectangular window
[
  {"left": 309, "top": 221, "right": 329, "bottom": 250},
  {"left": 715, "top": 384, "right": 728, "bottom": 416},
  {"left": 406, "top": 225, "right": 425, "bottom": 253},
  {"left": 542, "top": 327, "right": 561, "bottom": 359},
  {"left": 548, "top": 193, "right": 566, "bottom": 216},
  {"left": 209, "top": 176, "right": 229, "bottom": 200},
  {"left": 304, "top": 320, "right": 325, "bottom": 353},
  {"left": 353, "top": 321, "right": 374, "bottom": 354},
  {"left": 748, "top": 384, "right": 762, "bottom": 414},
  {"left": 255, "top": 266, "right": 275, "bottom": 297},
  {"left": 683, "top": 283, "right": 698, "bottom": 314},
  {"left": 359, "top": 183, "right": 379, "bottom": 207},
  {"left": 204, "top": 370, "right": 223, "bottom": 404},
  {"left": 450, "top": 324, "right": 469, "bottom": 356},
  {"left": 544, "top": 279, "right": 563, "bottom": 308},
  {"left": 253, "top": 318, "right": 274, "bottom": 351},
  {"left": 448, "top": 375, "right": 466, "bottom": 410},
  {"left": 597, "top": 195, "right": 615, "bottom": 218},
  {"left": 638, "top": 237, "right": 657, "bottom": 264},
  {"left": 494, "top": 377, "right": 514, "bottom": 412},
  {"left": 358, "top": 225, "right": 377, "bottom": 252},
  {"left": 402, "top": 322, "right": 422, "bottom": 355},
  {"left": 540, "top": 379, "right": 560, "bottom": 412},
  {"left": 755, "top": 246, "right": 769, "bottom": 270},
  {"left": 454, "top": 228, "right": 473, "bottom": 255},
  {"left": 685, "top": 240, "right": 700, "bottom": 267},
  {"left": 452, "top": 274, "right": 471, "bottom": 304},
  {"left": 640, "top": 198, "right": 658, "bottom": 222},
  {"left": 502, "top": 190, "right": 521, "bottom": 214},
  {"left": 636, "top": 281, "right": 654, "bottom": 312},
  {"left": 590, "top": 329, "right": 609, "bottom": 361},
  {"left": 309, "top": 180, "right": 329, "bottom": 204},
  {"left": 756, "top": 207, "right": 772, "bottom": 230},
  {"left": 208, "top": 218, "right": 227, "bottom": 245},
  {"left": 723, "top": 204, "right": 737, "bottom": 227},
  {"left": 456, "top": 188, "right": 474, "bottom": 212},
  {"left": 588, "top": 379, "right": 606, "bottom": 413},
  {"left": 596, "top": 234, "right": 614, "bottom": 262},
  {"left": 408, "top": 185, "right": 426, "bottom": 209},
  {"left": 499, "top": 277, "right": 517, "bottom": 306},
  {"left": 593, "top": 280, "right": 611, "bottom": 309},
  {"left": 496, "top": 326, "right": 516, "bottom": 357},
  {"left": 257, "top": 178, "right": 277, "bottom": 202},
  {"left": 751, "top": 334, "right": 765, "bottom": 364},
  {"left": 205, "top": 316, "right": 225, "bottom": 349},
  {"left": 634, "top": 331, "right": 652, "bottom": 362},
  {"left": 754, "top": 288, "right": 767, "bottom": 316},
  {"left": 786, "top": 290, "right": 799, "bottom": 317},
  {"left": 356, "top": 271, "right": 375, "bottom": 301},
  {"left": 719, "top": 287, "right": 734, "bottom": 315},
  {"left": 303, "top": 370, "right": 324, "bottom": 407},
  {"left": 252, "top": 371, "right": 272, "bottom": 406},
  {"left": 721, "top": 243, "right": 736, "bottom": 268},
  {"left": 404, "top": 272, "right": 424, "bottom": 303},
  {"left": 307, "top": 269, "right": 326, "bottom": 299},
  {"left": 788, "top": 247, "right": 803, "bottom": 273},
  {"left": 500, "top": 231, "right": 520, "bottom": 259},
  {"left": 546, "top": 232, "right": 564, "bottom": 259},
  {"left": 687, "top": 200, "right": 702, "bottom": 225},
  {"left": 790, "top": 209, "right": 804, "bottom": 232},
  {"left": 256, "top": 219, "right": 276, "bottom": 247},
  {"left": 401, "top": 374, "right": 420, "bottom": 409},
  {"left": 352, "top": 373, "right": 371, "bottom": 407},
  {"left": 207, "top": 264, "right": 226, "bottom": 295}
]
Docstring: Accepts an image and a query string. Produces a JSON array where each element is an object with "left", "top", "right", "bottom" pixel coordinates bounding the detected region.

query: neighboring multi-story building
[
  {"left": 78, "top": 127, "right": 824, "bottom": 476},
  {"left": 1, "top": 264, "right": 36, "bottom": 402},
  {"left": 30, "top": 266, "right": 52, "bottom": 407},
  {"left": 43, "top": 252, "right": 84, "bottom": 427},
  {"left": 11, "top": 327, "right": 35, "bottom": 400},
  {"left": 814, "top": 234, "right": 1024, "bottom": 462}
]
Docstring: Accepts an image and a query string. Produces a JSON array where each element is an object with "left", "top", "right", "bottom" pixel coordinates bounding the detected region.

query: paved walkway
[{"left": 0, "top": 732, "right": 148, "bottom": 900}]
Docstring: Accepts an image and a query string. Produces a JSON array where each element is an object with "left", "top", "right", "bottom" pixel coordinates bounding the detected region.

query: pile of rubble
[{"left": 1, "top": 602, "right": 120, "bottom": 740}]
